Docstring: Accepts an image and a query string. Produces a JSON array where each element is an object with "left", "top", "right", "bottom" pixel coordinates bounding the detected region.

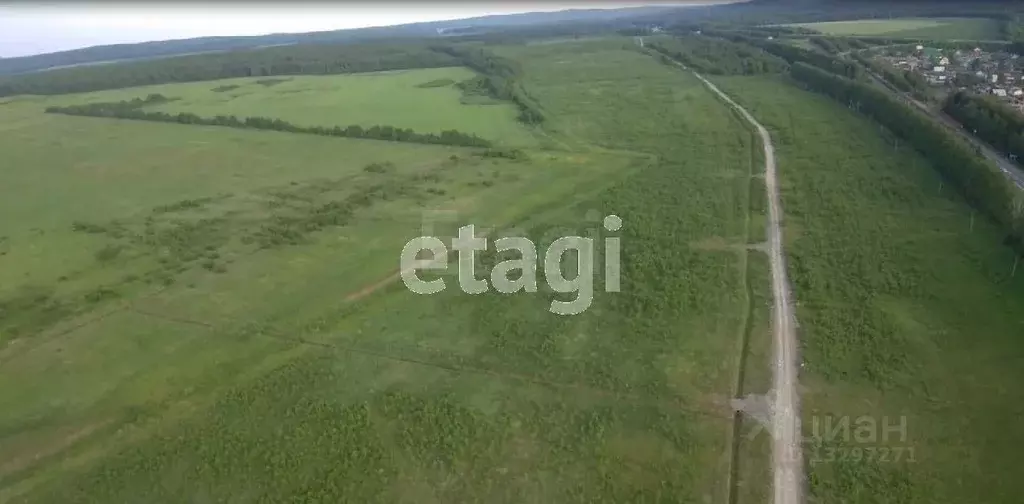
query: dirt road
[{"left": 694, "top": 74, "right": 804, "bottom": 504}]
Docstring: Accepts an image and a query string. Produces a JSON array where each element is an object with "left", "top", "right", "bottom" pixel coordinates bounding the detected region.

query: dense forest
[
  {"left": 945, "top": 91, "right": 1024, "bottom": 165},
  {"left": 430, "top": 45, "right": 545, "bottom": 124},
  {"left": 808, "top": 36, "right": 871, "bottom": 54},
  {"left": 648, "top": 35, "right": 789, "bottom": 75},
  {"left": 45, "top": 94, "right": 493, "bottom": 148},
  {"left": 696, "top": 29, "right": 862, "bottom": 79},
  {"left": 759, "top": 40, "right": 862, "bottom": 79},
  {"left": 0, "top": 44, "right": 458, "bottom": 97},
  {"left": 791, "top": 62, "right": 1024, "bottom": 253},
  {"left": 1002, "top": 14, "right": 1024, "bottom": 44}
]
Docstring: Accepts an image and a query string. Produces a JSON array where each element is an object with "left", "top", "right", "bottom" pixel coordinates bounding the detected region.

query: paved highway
[{"left": 860, "top": 64, "right": 1024, "bottom": 189}]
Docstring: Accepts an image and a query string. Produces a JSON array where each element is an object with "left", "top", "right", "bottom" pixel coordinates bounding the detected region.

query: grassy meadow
[
  {"left": 0, "top": 39, "right": 773, "bottom": 503},
  {"left": 33, "top": 67, "right": 539, "bottom": 147},
  {"left": 713, "top": 75, "right": 1024, "bottom": 503},
  {"left": 11, "top": 28, "right": 1019, "bottom": 503},
  {"left": 790, "top": 17, "right": 1003, "bottom": 40}
]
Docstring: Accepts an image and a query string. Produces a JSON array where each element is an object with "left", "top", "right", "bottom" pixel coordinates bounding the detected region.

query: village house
[{"left": 874, "top": 46, "right": 1024, "bottom": 103}]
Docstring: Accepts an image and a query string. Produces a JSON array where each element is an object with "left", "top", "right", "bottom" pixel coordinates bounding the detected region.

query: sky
[{"left": 0, "top": 2, "right": 732, "bottom": 58}]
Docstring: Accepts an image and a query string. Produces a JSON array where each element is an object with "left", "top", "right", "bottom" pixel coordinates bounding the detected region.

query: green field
[
  {"left": 791, "top": 17, "right": 1002, "bottom": 40},
  {"left": 36, "top": 67, "right": 538, "bottom": 147},
  {"left": 6, "top": 26, "right": 1023, "bottom": 503},
  {"left": 0, "top": 41, "right": 774, "bottom": 503},
  {"left": 713, "top": 75, "right": 1024, "bottom": 503}
]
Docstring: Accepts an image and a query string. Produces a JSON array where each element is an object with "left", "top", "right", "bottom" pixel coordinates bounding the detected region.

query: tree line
[
  {"left": 852, "top": 52, "right": 931, "bottom": 101},
  {"left": 430, "top": 45, "right": 545, "bottom": 124},
  {"left": 759, "top": 40, "right": 861, "bottom": 80},
  {"left": 945, "top": 91, "right": 1024, "bottom": 164},
  {"left": 1001, "top": 13, "right": 1024, "bottom": 44},
  {"left": 791, "top": 62, "right": 1024, "bottom": 254},
  {"left": 808, "top": 36, "right": 871, "bottom": 55},
  {"left": 696, "top": 29, "right": 862, "bottom": 80},
  {"left": 648, "top": 35, "right": 788, "bottom": 76},
  {"left": 45, "top": 95, "right": 493, "bottom": 148},
  {"left": 0, "top": 43, "right": 459, "bottom": 97},
  {"left": 660, "top": 4, "right": 1014, "bottom": 28}
]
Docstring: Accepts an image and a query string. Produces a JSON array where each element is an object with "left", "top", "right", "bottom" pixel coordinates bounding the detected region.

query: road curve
[{"left": 694, "top": 73, "right": 804, "bottom": 504}]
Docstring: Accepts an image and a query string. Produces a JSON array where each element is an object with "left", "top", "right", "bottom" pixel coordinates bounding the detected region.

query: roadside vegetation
[
  {"left": 647, "top": 35, "right": 788, "bottom": 75},
  {"left": 697, "top": 28, "right": 862, "bottom": 79},
  {"left": 806, "top": 36, "right": 871, "bottom": 54},
  {"left": 713, "top": 74, "right": 1024, "bottom": 504},
  {"left": 851, "top": 52, "right": 932, "bottom": 101},
  {"left": 945, "top": 90, "right": 1024, "bottom": 165},
  {"left": 790, "top": 62, "right": 1024, "bottom": 257}
]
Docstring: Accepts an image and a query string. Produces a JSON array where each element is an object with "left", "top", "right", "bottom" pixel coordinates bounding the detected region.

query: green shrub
[
  {"left": 94, "top": 244, "right": 123, "bottom": 262},
  {"left": 415, "top": 78, "right": 455, "bottom": 88}
]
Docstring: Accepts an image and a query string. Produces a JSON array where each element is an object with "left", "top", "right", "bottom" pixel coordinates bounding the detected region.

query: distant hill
[
  {"left": 0, "top": 4, "right": 688, "bottom": 76},
  {"left": 8, "top": 0, "right": 1018, "bottom": 76}
]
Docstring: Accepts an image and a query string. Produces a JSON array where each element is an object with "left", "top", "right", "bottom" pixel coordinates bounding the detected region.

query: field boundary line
[
  {"left": 0, "top": 283, "right": 175, "bottom": 365},
  {"left": 124, "top": 303, "right": 729, "bottom": 420}
]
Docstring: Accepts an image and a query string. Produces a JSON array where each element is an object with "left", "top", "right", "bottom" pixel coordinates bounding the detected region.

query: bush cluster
[
  {"left": 648, "top": 35, "right": 789, "bottom": 75},
  {"left": 431, "top": 45, "right": 545, "bottom": 124}
]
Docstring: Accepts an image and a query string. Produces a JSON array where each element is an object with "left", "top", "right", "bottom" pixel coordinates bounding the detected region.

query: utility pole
[{"left": 1012, "top": 197, "right": 1024, "bottom": 277}]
